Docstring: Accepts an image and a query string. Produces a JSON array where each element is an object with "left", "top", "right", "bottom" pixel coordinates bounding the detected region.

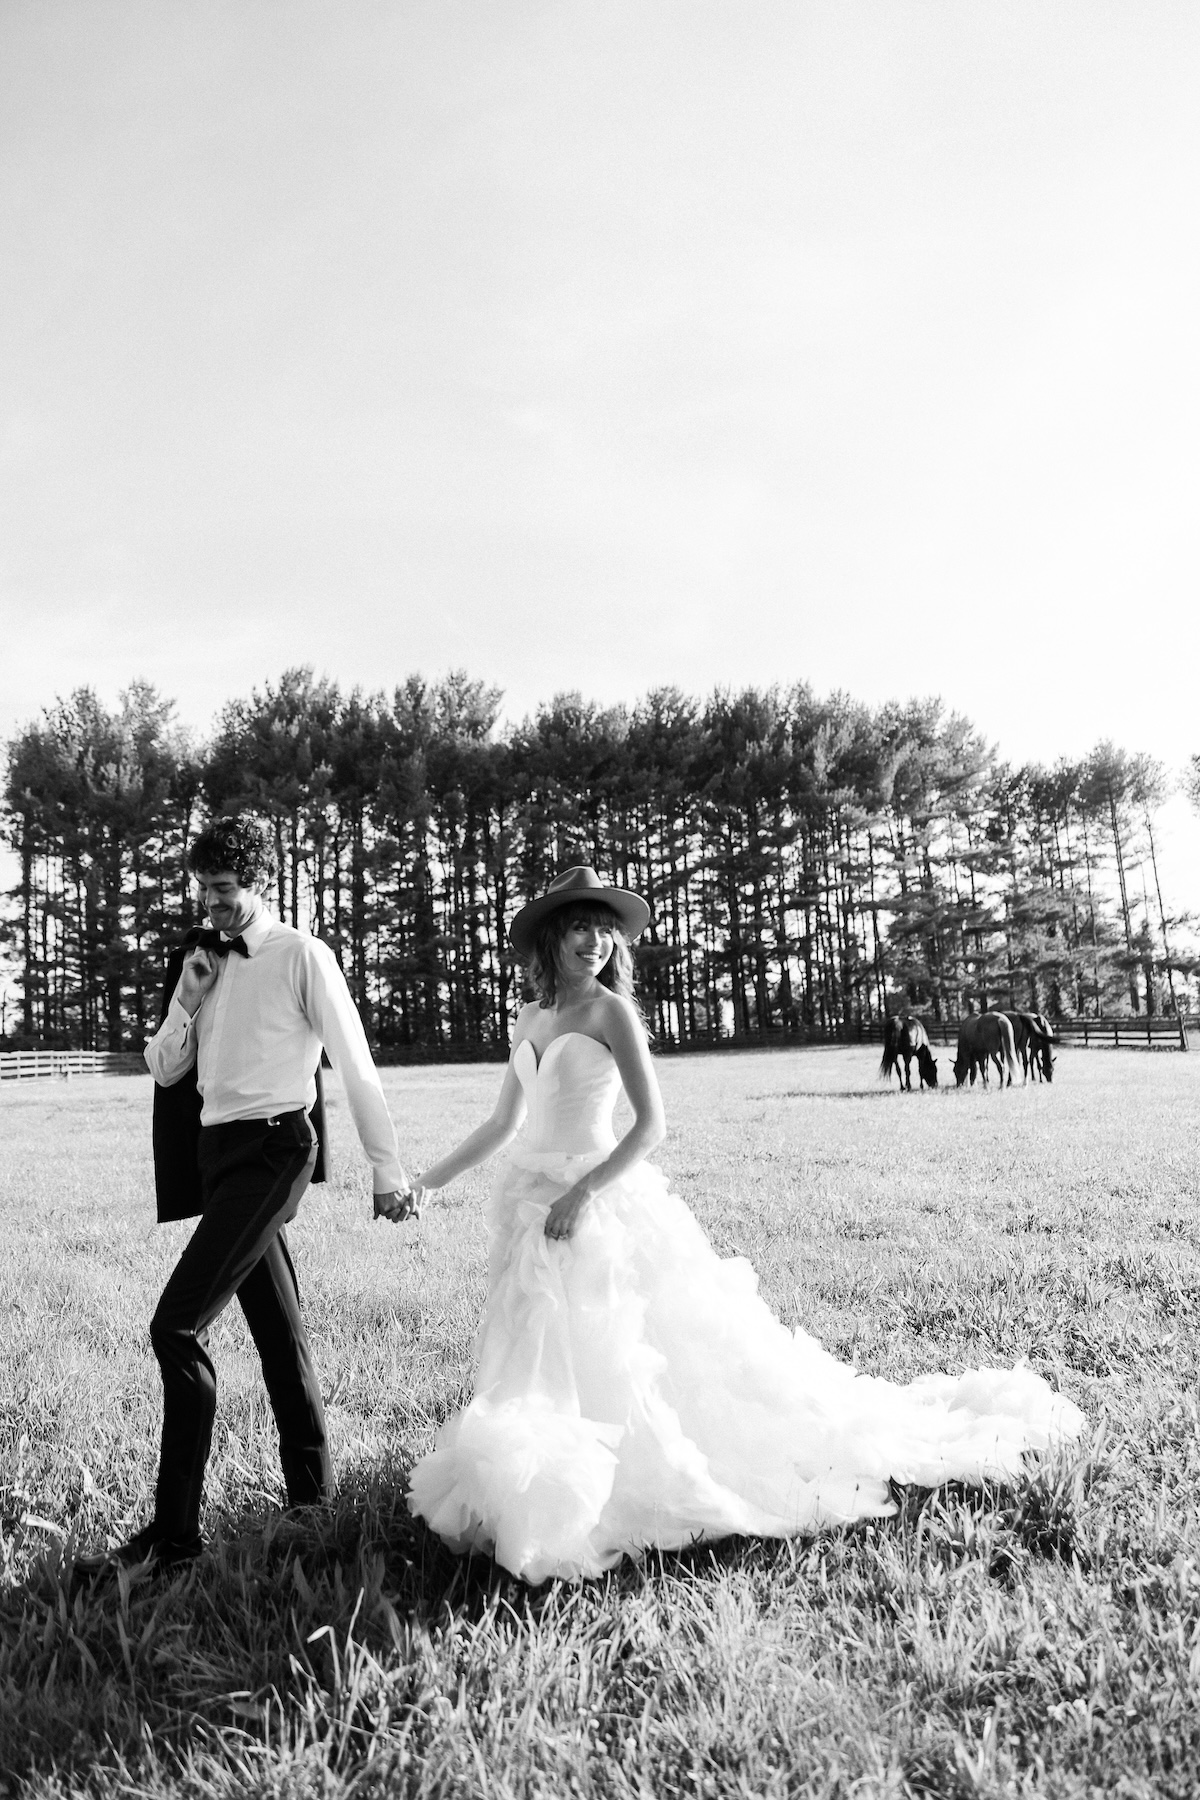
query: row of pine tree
[{"left": 1, "top": 669, "right": 1194, "bottom": 1052}]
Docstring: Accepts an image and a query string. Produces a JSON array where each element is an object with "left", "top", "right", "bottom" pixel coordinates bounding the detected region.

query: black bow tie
[{"left": 185, "top": 927, "right": 250, "bottom": 959}]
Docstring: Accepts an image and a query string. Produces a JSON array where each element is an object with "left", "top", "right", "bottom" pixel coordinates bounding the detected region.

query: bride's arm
[
  {"left": 544, "top": 998, "right": 665, "bottom": 1241},
  {"left": 414, "top": 1044, "right": 529, "bottom": 1195}
]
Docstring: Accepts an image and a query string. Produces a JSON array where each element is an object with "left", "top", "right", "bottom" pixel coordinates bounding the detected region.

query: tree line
[{"left": 2, "top": 669, "right": 1195, "bottom": 1053}]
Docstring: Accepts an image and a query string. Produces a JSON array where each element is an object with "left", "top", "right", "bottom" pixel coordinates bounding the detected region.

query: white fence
[{"left": 0, "top": 1050, "right": 146, "bottom": 1080}]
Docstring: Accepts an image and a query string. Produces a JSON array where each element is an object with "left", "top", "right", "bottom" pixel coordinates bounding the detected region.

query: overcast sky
[{"left": 3, "top": 1, "right": 1199, "bottom": 897}]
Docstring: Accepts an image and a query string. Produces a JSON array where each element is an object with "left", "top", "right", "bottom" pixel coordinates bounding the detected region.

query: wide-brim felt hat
[{"left": 507, "top": 866, "right": 651, "bottom": 955}]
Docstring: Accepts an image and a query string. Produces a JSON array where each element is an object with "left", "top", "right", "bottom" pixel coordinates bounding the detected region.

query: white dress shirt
[{"left": 144, "top": 910, "right": 406, "bottom": 1195}]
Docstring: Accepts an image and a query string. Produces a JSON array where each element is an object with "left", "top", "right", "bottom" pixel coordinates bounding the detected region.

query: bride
[{"left": 401, "top": 867, "right": 1084, "bottom": 1584}]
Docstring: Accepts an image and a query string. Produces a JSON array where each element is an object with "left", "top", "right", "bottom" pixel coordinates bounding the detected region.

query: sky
[{"left": 3, "top": 1, "right": 1199, "bottom": 902}]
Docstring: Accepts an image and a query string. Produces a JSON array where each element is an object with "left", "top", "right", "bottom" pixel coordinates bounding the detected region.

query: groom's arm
[
  {"left": 144, "top": 946, "right": 212, "bottom": 1086},
  {"left": 298, "top": 938, "right": 410, "bottom": 1200}
]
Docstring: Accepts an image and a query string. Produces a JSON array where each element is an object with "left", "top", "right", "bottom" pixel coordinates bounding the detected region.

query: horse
[
  {"left": 880, "top": 1016, "right": 939, "bottom": 1090},
  {"left": 1001, "top": 1011, "right": 1057, "bottom": 1083},
  {"left": 953, "top": 1012, "right": 1018, "bottom": 1088}
]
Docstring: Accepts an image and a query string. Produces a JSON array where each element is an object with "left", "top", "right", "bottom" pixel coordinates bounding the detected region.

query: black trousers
[{"left": 149, "top": 1110, "right": 328, "bottom": 1539}]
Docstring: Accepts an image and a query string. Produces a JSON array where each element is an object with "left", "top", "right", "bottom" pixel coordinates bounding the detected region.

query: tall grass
[{"left": 2, "top": 1048, "right": 1198, "bottom": 1796}]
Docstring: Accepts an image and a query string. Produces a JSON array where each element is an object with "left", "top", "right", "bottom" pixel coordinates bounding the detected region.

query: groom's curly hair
[
  {"left": 188, "top": 815, "right": 276, "bottom": 889},
  {"left": 525, "top": 902, "right": 640, "bottom": 1014}
]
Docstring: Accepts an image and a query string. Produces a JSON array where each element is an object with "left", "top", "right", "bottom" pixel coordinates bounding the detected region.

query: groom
[{"left": 84, "top": 815, "right": 415, "bottom": 1576}]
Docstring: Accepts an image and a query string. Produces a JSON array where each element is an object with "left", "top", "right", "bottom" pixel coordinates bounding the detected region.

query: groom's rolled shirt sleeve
[
  {"left": 300, "top": 940, "right": 406, "bottom": 1195},
  {"left": 145, "top": 997, "right": 199, "bottom": 1087}
]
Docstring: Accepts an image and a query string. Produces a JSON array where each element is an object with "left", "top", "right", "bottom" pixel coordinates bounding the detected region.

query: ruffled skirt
[{"left": 407, "top": 1150, "right": 1084, "bottom": 1583}]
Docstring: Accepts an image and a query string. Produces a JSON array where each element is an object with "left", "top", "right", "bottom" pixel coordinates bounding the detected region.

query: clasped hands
[{"left": 375, "top": 1186, "right": 424, "bottom": 1225}]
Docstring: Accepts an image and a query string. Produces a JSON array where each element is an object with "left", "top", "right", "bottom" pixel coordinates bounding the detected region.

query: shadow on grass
[
  {"left": 0, "top": 1462, "right": 465, "bottom": 1786},
  {"left": 887, "top": 1446, "right": 1096, "bottom": 1584}
]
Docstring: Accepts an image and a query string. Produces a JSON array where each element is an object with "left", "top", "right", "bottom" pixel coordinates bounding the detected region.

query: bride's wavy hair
[{"left": 526, "top": 902, "right": 639, "bottom": 1013}]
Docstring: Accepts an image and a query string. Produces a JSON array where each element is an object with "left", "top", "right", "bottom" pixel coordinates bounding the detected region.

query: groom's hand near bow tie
[{"left": 176, "top": 947, "right": 221, "bottom": 1015}]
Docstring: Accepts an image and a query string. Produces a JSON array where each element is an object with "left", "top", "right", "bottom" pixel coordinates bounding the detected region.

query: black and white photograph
[{"left": 2, "top": 4, "right": 1199, "bottom": 1794}]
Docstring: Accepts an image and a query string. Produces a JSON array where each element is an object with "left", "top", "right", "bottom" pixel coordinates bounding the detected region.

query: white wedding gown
[{"left": 407, "top": 1033, "right": 1084, "bottom": 1584}]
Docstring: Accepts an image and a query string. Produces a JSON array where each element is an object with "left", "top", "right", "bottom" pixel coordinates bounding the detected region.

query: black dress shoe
[{"left": 75, "top": 1522, "right": 204, "bottom": 1581}]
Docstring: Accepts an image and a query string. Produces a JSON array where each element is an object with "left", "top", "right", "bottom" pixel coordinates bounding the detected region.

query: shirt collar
[{"left": 222, "top": 910, "right": 274, "bottom": 957}]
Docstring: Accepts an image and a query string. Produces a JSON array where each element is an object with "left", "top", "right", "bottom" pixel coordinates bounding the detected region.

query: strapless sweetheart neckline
[{"left": 515, "top": 1031, "right": 612, "bottom": 1073}]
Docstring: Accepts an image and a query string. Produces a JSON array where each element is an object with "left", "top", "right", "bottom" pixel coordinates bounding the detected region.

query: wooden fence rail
[
  {"left": 0, "top": 1050, "right": 146, "bottom": 1080},
  {"left": 856, "top": 1016, "right": 1193, "bottom": 1051},
  {"left": 1049, "top": 1016, "right": 1191, "bottom": 1050}
]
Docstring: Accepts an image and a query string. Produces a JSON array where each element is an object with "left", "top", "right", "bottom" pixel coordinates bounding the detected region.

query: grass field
[{"left": 2, "top": 1046, "right": 1199, "bottom": 1798}]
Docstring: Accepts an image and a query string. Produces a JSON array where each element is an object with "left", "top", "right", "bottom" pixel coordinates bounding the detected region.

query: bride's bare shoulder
[
  {"left": 594, "top": 990, "right": 645, "bottom": 1041},
  {"left": 510, "top": 1001, "right": 542, "bottom": 1048}
]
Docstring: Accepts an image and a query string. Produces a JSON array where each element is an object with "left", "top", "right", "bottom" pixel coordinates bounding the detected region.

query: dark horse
[
  {"left": 1001, "top": 1011, "right": 1057, "bottom": 1083},
  {"left": 953, "top": 1013, "right": 1018, "bottom": 1088},
  {"left": 880, "top": 1016, "right": 939, "bottom": 1090}
]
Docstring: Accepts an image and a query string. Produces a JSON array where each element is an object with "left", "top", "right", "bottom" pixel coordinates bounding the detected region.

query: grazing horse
[
  {"left": 953, "top": 1013, "right": 1018, "bottom": 1088},
  {"left": 1002, "top": 1011, "right": 1057, "bottom": 1083},
  {"left": 880, "top": 1016, "right": 939, "bottom": 1090}
]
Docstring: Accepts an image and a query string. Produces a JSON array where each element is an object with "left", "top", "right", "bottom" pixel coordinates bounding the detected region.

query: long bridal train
[{"left": 408, "top": 1032, "right": 1084, "bottom": 1585}]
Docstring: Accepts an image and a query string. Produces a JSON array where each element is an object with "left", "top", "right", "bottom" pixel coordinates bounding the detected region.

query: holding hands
[{"left": 375, "top": 1186, "right": 424, "bottom": 1225}]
